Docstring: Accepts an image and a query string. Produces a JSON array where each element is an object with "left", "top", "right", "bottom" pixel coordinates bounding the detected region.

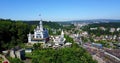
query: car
[{"left": 3, "top": 61, "right": 8, "bottom": 63}]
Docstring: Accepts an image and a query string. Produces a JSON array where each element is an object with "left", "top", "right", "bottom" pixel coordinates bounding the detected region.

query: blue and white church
[{"left": 28, "top": 20, "right": 49, "bottom": 44}]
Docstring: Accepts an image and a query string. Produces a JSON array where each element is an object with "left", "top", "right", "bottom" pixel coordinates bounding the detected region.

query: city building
[
  {"left": 10, "top": 49, "right": 25, "bottom": 60},
  {"left": 28, "top": 20, "right": 49, "bottom": 44},
  {"left": 110, "top": 28, "right": 115, "bottom": 32}
]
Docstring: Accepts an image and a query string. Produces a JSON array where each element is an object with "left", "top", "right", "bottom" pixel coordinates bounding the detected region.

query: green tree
[
  {"left": 33, "top": 43, "right": 42, "bottom": 50},
  {"left": 31, "top": 44, "right": 97, "bottom": 63}
]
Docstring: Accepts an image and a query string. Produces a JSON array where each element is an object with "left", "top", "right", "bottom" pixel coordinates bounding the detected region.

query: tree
[
  {"left": 33, "top": 43, "right": 42, "bottom": 50},
  {"left": 0, "top": 19, "right": 30, "bottom": 52},
  {"left": 8, "top": 57, "right": 24, "bottom": 63},
  {"left": 31, "top": 44, "right": 97, "bottom": 63}
]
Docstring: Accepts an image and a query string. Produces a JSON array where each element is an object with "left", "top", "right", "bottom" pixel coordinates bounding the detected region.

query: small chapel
[{"left": 53, "top": 30, "right": 66, "bottom": 46}]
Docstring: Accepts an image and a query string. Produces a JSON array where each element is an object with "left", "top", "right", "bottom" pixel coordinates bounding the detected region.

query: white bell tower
[
  {"left": 39, "top": 20, "right": 43, "bottom": 31},
  {"left": 28, "top": 33, "right": 31, "bottom": 43},
  {"left": 39, "top": 20, "right": 44, "bottom": 38},
  {"left": 61, "top": 30, "right": 64, "bottom": 38}
]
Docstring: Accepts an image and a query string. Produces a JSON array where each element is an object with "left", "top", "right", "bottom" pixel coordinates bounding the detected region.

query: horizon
[
  {"left": 1, "top": 18, "right": 120, "bottom": 22},
  {"left": 0, "top": 0, "right": 120, "bottom": 21}
]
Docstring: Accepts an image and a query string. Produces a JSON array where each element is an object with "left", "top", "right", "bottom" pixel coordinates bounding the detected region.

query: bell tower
[
  {"left": 39, "top": 20, "right": 43, "bottom": 31},
  {"left": 61, "top": 30, "right": 64, "bottom": 38}
]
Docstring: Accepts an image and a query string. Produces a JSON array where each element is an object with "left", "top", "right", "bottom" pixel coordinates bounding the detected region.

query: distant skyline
[{"left": 0, "top": 0, "right": 120, "bottom": 21}]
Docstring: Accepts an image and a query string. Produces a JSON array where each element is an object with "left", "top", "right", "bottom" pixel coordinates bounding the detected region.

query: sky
[{"left": 0, "top": 0, "right": 120, "bottom": 21}]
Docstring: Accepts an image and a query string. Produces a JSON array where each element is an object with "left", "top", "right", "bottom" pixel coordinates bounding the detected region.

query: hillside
[
  {"left": 0, "top": 19, "right": 62, "bottom": 52},
  {"left": 23, "top": 21, "right": 63, "bottom": 29}
]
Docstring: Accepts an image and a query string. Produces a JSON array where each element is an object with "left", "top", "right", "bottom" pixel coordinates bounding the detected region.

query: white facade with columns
[{"left": 28, "top": 20, "right": 49, "bottom": 44}]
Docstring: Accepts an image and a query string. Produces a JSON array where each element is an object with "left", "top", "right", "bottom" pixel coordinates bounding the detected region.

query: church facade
[
  {"left": 53, "top": 30, "right": 66, "bottom": 46},
  {"left": 28, "top": 20, "right": 49, "bottom": 44}
]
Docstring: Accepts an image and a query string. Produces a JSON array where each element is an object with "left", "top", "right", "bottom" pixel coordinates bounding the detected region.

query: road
[
  {"left": 82, "top": 44, "right": 106, "bottom": 63},
  {"left": 104, "top": 51, "right": 120, "bottom": 62},
  {"left": 83, "top": 44, "right": 120, "bottom": 63}
]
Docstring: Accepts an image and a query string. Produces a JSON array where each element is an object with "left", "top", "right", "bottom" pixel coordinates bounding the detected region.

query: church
[
  {"left": 53, "top": 30, "right": 66, "bottom": 46},
  {"left": 28, "top": 20, "right": 49, "bottom": 44}
]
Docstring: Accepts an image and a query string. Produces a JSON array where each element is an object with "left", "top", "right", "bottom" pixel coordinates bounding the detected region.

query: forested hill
[
  {"left": 81, "top": 22, "right": 120, "bottom": 36},
  {"left": 0, "top": 19, "right": 62, "bottom": 52},
  {"left": 87, "top": 22, "right": 120, "bottom": 28},
  {"left": 23, "top": 21, "right": 63, "bottom": 29},
  {"left": 0, "top": 19, "right": 32, "bottom": 52},
  {"left": 82, "top": 22, "right": 120, "bottom": 31}
]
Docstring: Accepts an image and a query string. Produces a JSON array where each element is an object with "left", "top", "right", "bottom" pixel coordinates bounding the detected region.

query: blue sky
[{"left": 0, "top": 0, "right": 120, "bottom": 21}]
